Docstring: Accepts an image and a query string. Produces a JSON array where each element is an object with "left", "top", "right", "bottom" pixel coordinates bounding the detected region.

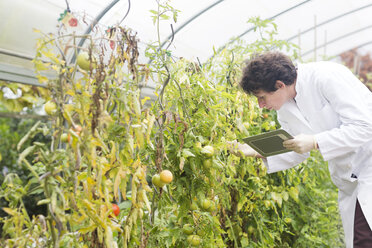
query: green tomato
[
  {"left": 195, "top": 142, "right": 202, "bottom": 152},
  {"left": 201, "top": 199, "right": 211, "bottom": 211},
  {"left": 196, "top": 227, "right": 205, "bottom": 237},
  {"left": 151, "top": 174, "right": 165, "bottom": 188},
  {"left": 190, "top": 201, "right": 198, "bottom": 211},
  {"left": 187, "top": 235, "right": 201, "bottom": 246},
  {"left": 250, "top": 111, "right": 258, "bottom": 120},
  {"left": 284, "top": 217, "right": 292, "bottom": 224},
  {"left": 182, "top": 224, "right": 194, "bottom": 235},
  {"left": 77, "top": 52, "right": 96, "bottom": 71},
  {"left": 248, "top": 226, "right": 255, "bottom": 234},
  {"left": 201, "top": 145, "right": 214, "bottom": 158},
  {"left": 196, "top": 228, "right": 205, "bottom": 236},
  {"left": 202, "top": 159, "right": 213, "bottom": 169},
  {"left": 60, "top": 133, "right": 68, "bottom": 143},
  {"left": 207, "top": 201, "right": 216, "bottom": 212}
]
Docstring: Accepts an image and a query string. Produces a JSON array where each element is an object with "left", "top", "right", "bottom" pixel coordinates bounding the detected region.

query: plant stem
[{"left": 226, "top": 214, "right": 238, "bottom": 248}]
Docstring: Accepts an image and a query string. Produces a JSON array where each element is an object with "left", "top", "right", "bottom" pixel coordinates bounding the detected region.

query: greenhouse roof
[{"left": 1, "top": 0, "right": 372, "bottom": 86}]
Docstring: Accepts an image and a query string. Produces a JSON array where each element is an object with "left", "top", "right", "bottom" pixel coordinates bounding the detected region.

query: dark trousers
[{"left": 354, "top": 199, "right": 372, "bottom": 247}]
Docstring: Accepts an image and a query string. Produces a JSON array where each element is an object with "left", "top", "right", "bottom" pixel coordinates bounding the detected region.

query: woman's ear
[{"left": 275, "top": 80, "right": 285, "bottom": 89}]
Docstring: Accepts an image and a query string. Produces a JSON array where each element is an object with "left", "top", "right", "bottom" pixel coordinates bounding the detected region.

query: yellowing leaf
[
  {"left": 65, "top": 89, "right": 75, "bottom": 96},
  {"left": 77, "top": 171, "right": 87, "bottom": 181},
  {"left": 140, "top": 190, "right": 151, "bottom": 214},
  {"left": 2, "top": 207, "right": 16, "bottom": 216},
  {"left": 114, "top": 168, "right": 122, "bottom": 201},
  {"left": 179, "top": 157, "right": 185, "bottom": 171},
  {"left": 141, "top": 96, "right": 150, "bottom": 105},
  {"left": 34, "top": 60, "right": 50, "bottom": 71},
  {"left": 123, "top": 52, "right": 130, "bottom": 61},
  {"left": 36, "top": 75, "right": 49, "bottom": 83},
  {"left": 79, "top": 225, "right": 97, "bottom": 234},
  {"left": 55, "top": 175, "right": 66, "bottom": 184},
  {"left": 21, "top": 94, "right": 38, "bottom": 103},
  {"left": 109, "top": 141, "right": 116, "bottom": 164},
  {"left": 104, "top": 225, "right": 115, "bottom": 248},
  {"left": 87, "top": 177, "right": 95, "bottom": 186}
]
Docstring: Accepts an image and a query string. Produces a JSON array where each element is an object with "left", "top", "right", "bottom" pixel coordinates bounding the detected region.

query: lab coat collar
[
  {"left": 294, "top": 64, "right": 302, "bottom": 103},
  {"left": 281, "top": 64, "right": 313, "bottom": 132},
  {"left": 280, "top": 99, "right": 313, "bottom": 132}
]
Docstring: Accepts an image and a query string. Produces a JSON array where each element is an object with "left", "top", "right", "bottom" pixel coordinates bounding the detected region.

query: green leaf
[
  {"left": 271, "top": 192, "right": 282, "bottom": 207},
  {"left": 289, "top": 186, "right": 299, "bottom": 202},
  {"left": 182, "top": 149, "right": 195, "bottom": 158},
  {"left": 37, "top": 198, "right": 51, "bottom": 205},
  {"left": 160, "top": 14, "right": 170, "bottom": 20}
]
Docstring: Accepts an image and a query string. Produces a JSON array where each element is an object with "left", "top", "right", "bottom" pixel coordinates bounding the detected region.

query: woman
[{"left": 230, "top": 51, "right": 372, "bottom": 247}]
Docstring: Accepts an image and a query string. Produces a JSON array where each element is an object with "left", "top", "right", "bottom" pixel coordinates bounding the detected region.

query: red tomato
[
  {"left": 110, "top": 40, "right": 116, "bottom": 50},
  {"left": 112, "top": 203, "right": 120, "bottom": 216},
  {"left": 68, "top": 17, "right": 78, "bottom": 27}
]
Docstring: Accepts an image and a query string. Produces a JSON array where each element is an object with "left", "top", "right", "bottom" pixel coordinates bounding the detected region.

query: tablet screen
[{"left": 242, "top": 129, "right": 293, "bottom": 157}]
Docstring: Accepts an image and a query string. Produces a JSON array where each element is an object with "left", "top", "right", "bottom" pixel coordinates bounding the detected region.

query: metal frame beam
[
  {"left": 159, "top": 0, "right": 225, "bottom": 50},
  {"left": 0, "top": 0, "right": 120, "bottom": 88},
  {"left": 286, "top": 3, "right": 372, "bottom": 42},
  {"left": 70, "top": 0, "right": 120, "bottom": 64},
  {"left": 0, "top": 63, "right": 47, "bottom": 88},
  {"left": 0, "top": 112, "right": 49, "bottom": 120},
  {"left": 301, "top": 24, "right": 372, "bottom": 57},
  {"left": 146, "top": 0, "right": 225, "bottom": 65},
  {"left": 207, "top": 0, "right": 312, "bottom": 61},
  {"left": 0, "top": 48, "right": 34, "bottom": 61}
]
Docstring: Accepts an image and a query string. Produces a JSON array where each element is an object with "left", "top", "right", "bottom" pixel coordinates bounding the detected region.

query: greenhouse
[{"left": 1, "top": 0, "right": 372, "bottom": 247}]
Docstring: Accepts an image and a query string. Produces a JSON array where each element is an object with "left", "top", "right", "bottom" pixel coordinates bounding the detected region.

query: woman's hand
[
  {"left": 282, "top": 134, "right": 317, "bottom": 154},
  {"left": 227, "top": 140, "right": 262, "bottom": 158}
]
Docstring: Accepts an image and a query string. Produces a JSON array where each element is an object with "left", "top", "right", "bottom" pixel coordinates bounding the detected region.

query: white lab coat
[{"left": 264, "top": 61, "right": 372, "bottom": 248}]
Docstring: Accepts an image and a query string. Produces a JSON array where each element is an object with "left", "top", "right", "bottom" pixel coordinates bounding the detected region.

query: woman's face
[{"left": 254, "top": 81, "right": 294, "bottom": 111}]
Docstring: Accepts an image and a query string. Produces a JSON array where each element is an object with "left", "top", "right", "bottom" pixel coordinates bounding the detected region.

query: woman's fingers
[
  {"left": 283, "top": 139, "right": 295, "bottom": 149},
  {"left": 227, "top": 140, "right": 238, "bottom": 150},
  {"left": 227, "top": 141, "right": 241, "bottom": 156}
]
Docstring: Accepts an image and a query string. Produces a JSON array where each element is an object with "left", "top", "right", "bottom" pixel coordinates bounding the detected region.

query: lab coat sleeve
[
  {"left": 264, "top": 151, "right": 309, "bottom": 173},
  {"left": 263, "top": 116, "right": 309, "bottom": 173},
  {"left": 314, "top": 63, "right": 372, "bottom": 161}
]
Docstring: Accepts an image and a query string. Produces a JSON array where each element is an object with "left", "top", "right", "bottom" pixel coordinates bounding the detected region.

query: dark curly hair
[{"left": 239, "top": 52, "right": 297, "bottom": 94}]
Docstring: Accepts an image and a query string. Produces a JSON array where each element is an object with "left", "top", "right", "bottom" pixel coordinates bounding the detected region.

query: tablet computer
[{"left": 242, "top": 129, "right": 293, "bottom": 157}]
